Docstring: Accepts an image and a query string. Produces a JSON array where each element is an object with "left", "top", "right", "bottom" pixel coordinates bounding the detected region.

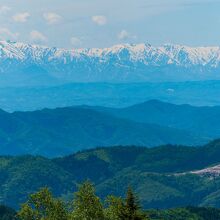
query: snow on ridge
[
  {"left": 0, "top": 41, "right": 25, "bottom": 60},
  {"left": 1, "top": 40, "right": 220, "bottom": 67}
]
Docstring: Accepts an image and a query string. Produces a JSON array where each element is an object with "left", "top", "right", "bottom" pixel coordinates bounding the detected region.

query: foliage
[
  {"left": 16, "top": 182, "right": 220, "bottom": 220},
  {"left": 70, "top": 181, "right": 104, "bottom": 220},
  {"left": 105, "top": 196, "right": 126, "bottom": 220},
  {"left": 147, "top": 206, "right": 220, "bottom": 220},
  {"left": 3, "top": 142, "right": 220, "bottom": 209},
  {"left": 17, "top": 188, "right": 68, "bottom": 220},
  {"left": 124, "top": 187, "right": 147, "bottom": 220},
  {"left": 17, "top": 182, "right": 149, "bottom": 220}
]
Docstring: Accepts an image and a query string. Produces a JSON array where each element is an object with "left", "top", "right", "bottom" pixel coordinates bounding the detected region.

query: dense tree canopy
[
  {"left": 71, "top": 181, "right": 104, "bottom": 220},
  {"left": 1, "top": 182, "right": 220, "bottom": 220},
  {"left": 17, "top": 182, "right": 147, "bottom": 220},
  {"left": 17, "top": 188, "right": 68, "bottom": 220}
]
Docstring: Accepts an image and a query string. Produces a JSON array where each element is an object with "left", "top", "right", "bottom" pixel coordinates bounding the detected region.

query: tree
[
  {"left": 104, "top": 195, "right": 126, "bottom": 220},
  {"left": 17, "top": 183, "right": 149, "bottom": 220},
  {"left": 124, "top": 187, "right": 147, "bottom": 220},
  {"left": 105, "top": 187, "right": 148, "bottom": 220},
  {"left": 70, "top": 181, "right": 104, "bottom": 220},
  {"left": 17, "top": 188, "right": 68, "bottom": 220}
]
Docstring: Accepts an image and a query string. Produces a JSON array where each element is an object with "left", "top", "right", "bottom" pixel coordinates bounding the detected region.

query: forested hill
[
  {"left": 3, "top": 99, "right": 220, "bottom": 157},
  {"left": 2, "top": 140, "right": 220, "bottom": 209},
  {"left": 0, "top": 106, "right": 205, "bottom": 157},
  {"left": 87, "top": 99, "right": 220, "bottom": 138},
  {"left": 3, "top": 198, "right": 220, "bottom": 220}
]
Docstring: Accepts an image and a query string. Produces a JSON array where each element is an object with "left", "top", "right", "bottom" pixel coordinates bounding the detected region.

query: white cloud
[
  {"left": 70, "top": 37, "right": 82, "bottom": 47},
  {"left": 30, "top": 30, "right": 47, "bottom": 43},
  {"left": 92, "top": 15, "right": 107, "bottom": 26},
  {"left": 118, "top": 30, "right": 129, "bottom": 40},
  {"left": 118, "top": 30, "right": 137, "bottom": 41},
  {"left": 13, "top": 12, "right": 30, "bottom": 23},
  {"left": 0, "top": 5, "right": 11, "bottom": 14},
  {"left": 0, "top": 28, "right": 19, "bottom": 40},
  {"left": 43, "top": 13, "right": 62, "bottom": 25}
]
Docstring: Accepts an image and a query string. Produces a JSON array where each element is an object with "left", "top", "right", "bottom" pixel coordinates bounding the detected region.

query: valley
[{"left": 1, "top": 1, "right": 220, "bottom": 218}]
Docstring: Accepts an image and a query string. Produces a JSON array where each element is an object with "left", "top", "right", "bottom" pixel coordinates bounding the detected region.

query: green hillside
[
  {"left": 3, "top": 191, "right": 220, "bottom": 220},
  {"left": 2, "top": 140, "right": 220, "bottom": 209},
  {"left": 147, "top": 207, "right": 220, "bottom": 220}
]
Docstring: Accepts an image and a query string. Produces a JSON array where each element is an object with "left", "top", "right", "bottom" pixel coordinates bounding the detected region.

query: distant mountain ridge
[
  {"left": 4, "top": 98, "right": 220, "bottom": 156},
  {"left": 89, "top": 99, "right": 220, "bottom": 138},
  {"left": 2, "top": 81, "right": 220, "bottom": 112},
  {"left": 4, "top": 99, "right": 220, "bottom": 156},
  {"left": 2, "top": 41, "right": 220, "bottom": 86},
  {"left": 0, "top": 106, "right": 203, "bottom": 157}
]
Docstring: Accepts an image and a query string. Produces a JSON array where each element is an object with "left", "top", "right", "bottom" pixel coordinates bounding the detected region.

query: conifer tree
[{"left": 124, "top": 187, "right": 147, "bottom": 220}]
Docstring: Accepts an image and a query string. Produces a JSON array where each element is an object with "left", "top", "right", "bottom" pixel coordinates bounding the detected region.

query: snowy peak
[
  {"left": 0, "top": 41, "right": 25, "bottom": 60},
  {"left": 1, "top": 40, "right": 220, "bottom": 66},
  {"left": 160, "top": 44, "right": 220, "bottom": 66},
  {"left": 1, "top": 41, "right": 220, "bottom": 85}
]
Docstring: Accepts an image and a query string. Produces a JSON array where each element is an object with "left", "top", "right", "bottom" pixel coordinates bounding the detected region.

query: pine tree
[{"left": 124, "top": 187, "right": 147, "bottom": 220}]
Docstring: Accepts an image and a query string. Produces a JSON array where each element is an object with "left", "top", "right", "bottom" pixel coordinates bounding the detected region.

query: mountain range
[
  {"left": 2, "top": 41, "right": 220, "bottom": 86},
  {"left": 90, "top": 99, "right": 220, "bottom": 138},
  {"left": 0, "top": 105, "right": 204, "bottom": 157},
  {"left": 3, "top": 140, "right": 220, "bottom": 209},
  {"left": 4, "top": 99, "right": 220, "bottom": 156},
  {"left": 2, "top": 81, "right": 220, "bottom": 112}
]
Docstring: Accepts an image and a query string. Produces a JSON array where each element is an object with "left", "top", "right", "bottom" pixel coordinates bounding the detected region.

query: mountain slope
[
  {"left": 0, "top": 155, "right": 77, "bottom": 208},
  {"left": 1, "top": 41, "right": 220, "bottom": 86},
  {"left": 2, "top": 140, "right": 220, "bottom": 209},
  {"left": 55, "top": 139, "right": 220, "bottom": 175},
  {"left": 0, "top": 107, "right": 204, "bottom": 157},
  {"left": 89, "top": 99, "right": 220, "bottom": 138}
]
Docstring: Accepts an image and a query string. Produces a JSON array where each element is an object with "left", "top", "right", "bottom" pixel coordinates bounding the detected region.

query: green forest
[
  {"left": 3, "top": 141, "right": 220, "bottom": 209},
  {"left": 1, "top": 181, "right": 220, "bottom": 220}
]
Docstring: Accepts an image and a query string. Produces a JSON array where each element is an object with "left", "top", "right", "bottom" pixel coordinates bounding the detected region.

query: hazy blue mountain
[
  {"left": 90, "top": 100, "right": 220, "bottom": 138},
  {"left": 2, "top": 81, "right": 220, "bottom": 112},
  {"left": 0, "top": 107, "right": 204, "bottom": 157},
  {"left": 2, "top": 140, "right": 220, "bottom": 209},
  {"left": 2, "top": 41, "right": 220, "bottom": 87},
  {"left": 2, "top": 41, "right": 220, "bottom": 113}
]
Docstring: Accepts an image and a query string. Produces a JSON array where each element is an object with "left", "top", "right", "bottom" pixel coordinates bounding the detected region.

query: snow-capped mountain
[{"left": 1, "top": 40, "right": 220, "bottom": 86}]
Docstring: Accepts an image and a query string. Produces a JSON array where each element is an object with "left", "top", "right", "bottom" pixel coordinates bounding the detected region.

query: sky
[{"left": 0, "top": 0, "right": 220, "bottom": 49}]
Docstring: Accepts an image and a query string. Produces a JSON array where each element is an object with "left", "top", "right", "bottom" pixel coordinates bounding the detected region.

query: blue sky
[{"left": 0, "top": 0, "right": 219, "bottom": 48}]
